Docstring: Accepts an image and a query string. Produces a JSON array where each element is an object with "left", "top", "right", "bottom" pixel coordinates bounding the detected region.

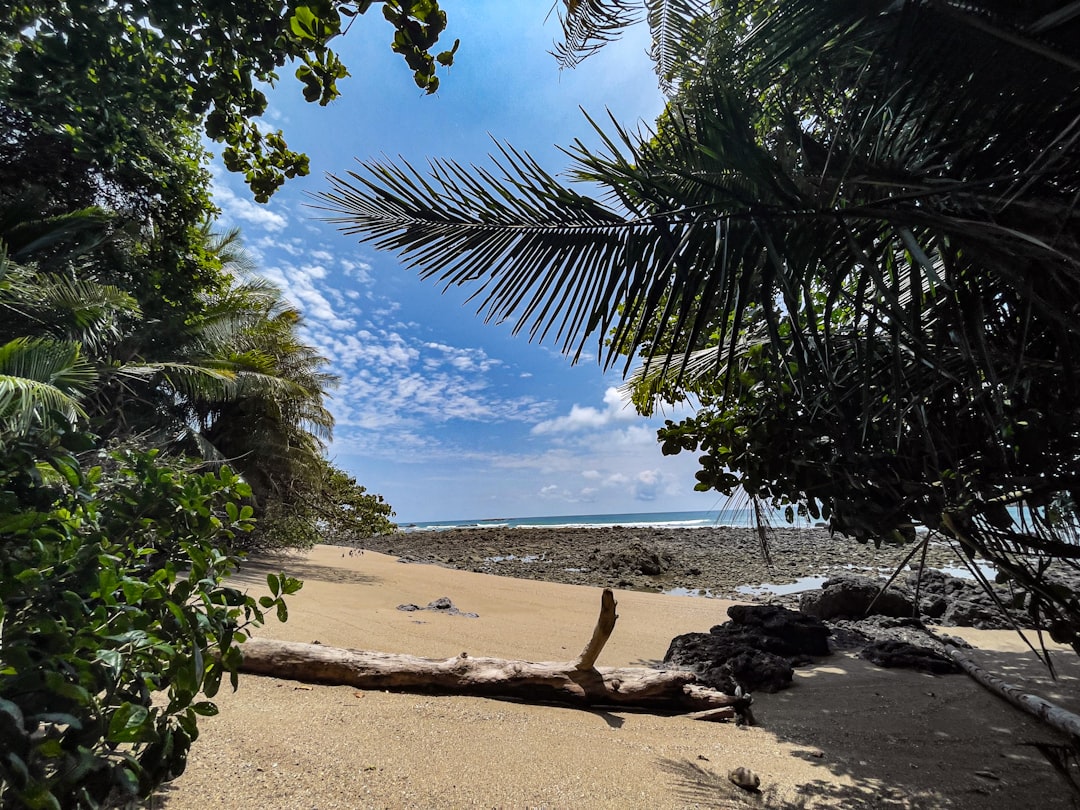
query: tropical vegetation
[
  {"left": 317, "top": 1, "right": 1080, "bottom": 651},
  {"left": 1, "top": 3, "right": 426, "bottom": 805}
]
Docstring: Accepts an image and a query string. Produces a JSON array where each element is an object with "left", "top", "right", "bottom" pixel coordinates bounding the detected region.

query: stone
[
  {"left": 665, "top": 605, "right": 831, "bottom": 693},
  {"left": 396, "top": 598, "right": 478, "bottom": 618},
  {"left": 799, "top": 574, "right": 914, "bottom": 620},
  {"left": 724, "top": 604, "right": 832, "bottom": 657},
  {"left": 666, "top": 631, "right": 796, "bottom": 693},
  {"left": 589, "top": 541, "right": 674, "bottom": 576},
  {"left": 728, "top": 767, "right": 761, "bottom": 791},
  {"left": 907, "top": 568, "right": 1024, "bottom": 629},
  {"left": 858, "top": 640, "right": 962, "bottom": 674}
]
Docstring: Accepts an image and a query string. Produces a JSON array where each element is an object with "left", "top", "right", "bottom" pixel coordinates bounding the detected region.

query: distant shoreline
[
  {"left": 353, "top": 523, "right": 959, "bottom": 600},
  {"left": 399, "top": 508, "right": 826, "bottom": 533}
]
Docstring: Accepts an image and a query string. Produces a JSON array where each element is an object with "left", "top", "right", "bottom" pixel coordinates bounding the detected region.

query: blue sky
[{"left": 210, "top": 2, "right": 723, "bottom": 523}]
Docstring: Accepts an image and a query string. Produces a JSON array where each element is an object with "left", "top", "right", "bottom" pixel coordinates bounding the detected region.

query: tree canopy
[{"left": 1, "top": 1, "right": 456, "bottom": 202}]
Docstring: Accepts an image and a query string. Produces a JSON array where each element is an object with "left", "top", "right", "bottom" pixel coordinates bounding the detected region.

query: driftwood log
[
  {"left": 240, "top": 588, "right": 753, "bottom": 722},
  {"left": 947, "top": 645, "right": 1080, "bottom": 743}
]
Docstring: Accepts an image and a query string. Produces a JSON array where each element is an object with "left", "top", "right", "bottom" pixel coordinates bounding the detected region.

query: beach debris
[
  {"left": 727, "top": 766, "right": 761, "bottom": 791},
  {"left": 239, "top": 589, "right": 754, "bottom": 722},
  {"left": 396, "top": 597, "right": 478, "bottom": 618},
  {"left": 947, "top": 646, "right": 1080, "bottom": 745}
]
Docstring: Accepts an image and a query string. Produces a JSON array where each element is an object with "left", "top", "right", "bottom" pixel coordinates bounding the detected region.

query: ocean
[{"left": 401, "top": 508, "right": 818, "bottom": 532}]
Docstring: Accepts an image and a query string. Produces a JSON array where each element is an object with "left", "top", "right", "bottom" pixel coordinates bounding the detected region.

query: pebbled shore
[{"left": 351, "top": 525, "right": 964, "bottom": 598}]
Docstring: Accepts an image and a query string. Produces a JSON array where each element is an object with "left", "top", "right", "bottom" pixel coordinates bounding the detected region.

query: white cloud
[
  {"left": 211, "top": 176, "right": 288, "bottom": 233},
  {"left": 261, "top": 263, "right": 355, "bottom": 330},
  {"left": 633, "top": 469, "right": 661, "bottom": 501},
  {"left": 530, "top": 386, "right": 638, "bottom": 435},
  {"left": 341, "top": 258, "right": 374, "bottom": 285},
  {"left": 537, "top": 483, "right": 598, "bottom": 504},
  {"left": 423, "top": 343, "right": 502, "bottom": 374}
]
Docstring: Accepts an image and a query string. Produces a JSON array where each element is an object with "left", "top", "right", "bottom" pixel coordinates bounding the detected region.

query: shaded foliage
[{"left": 0, "top": 428, "right": 301, "bottom": 808}]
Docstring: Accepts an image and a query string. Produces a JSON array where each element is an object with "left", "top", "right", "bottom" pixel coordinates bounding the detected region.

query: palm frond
[
  {"left": 551, "top": 0, "right": 645, "bottom": 69},
  {"left": 551, "top": 0, "right": 712, "bottom": 96},
  {"left": 0, "top": 204, "right": 114, "bottom": 262},
  {"left": 0, "top": 337, "right": 94, "bottom": 435},
  {"left": 645, "top": 0, "right": 711, "bottom": 95}
]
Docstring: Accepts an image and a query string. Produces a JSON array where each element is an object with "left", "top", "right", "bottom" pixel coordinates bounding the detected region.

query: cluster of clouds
[{"left": 211, "top": 171, "right": 707, "bottom": 518}]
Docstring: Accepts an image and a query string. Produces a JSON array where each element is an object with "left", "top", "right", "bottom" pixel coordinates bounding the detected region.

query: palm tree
[
  {"left": 1, "top": 208, "right": 339, "bottom": 547},
  {"left": 79, "top": 226, "right": 339, "bottom": 545},
  {"left": 0, "top": 227, "right": 136, "bottom": 443},
  {"left": 190, "top": 275, "right": 338, "bottom": 545},
  {"left": 315, "top": 2, "right": 1080, "bottom": 642}
]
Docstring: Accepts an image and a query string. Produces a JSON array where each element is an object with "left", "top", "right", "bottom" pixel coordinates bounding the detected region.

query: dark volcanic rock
[
  {"left": 589, "top": 541, "right": 674, "bottom": 576},
  {"left": 665, "top": 632, "right": 794, "bottom": 693},
  {"left": 858, "top": 640, "right": 962, "bottom": 674},
  {"left": 799, "top": 574, "right": 914, "bottom": 620},
  {"left": 906, "top": 568, "right": 1023, "bottom": 630},
  {"left": 396, "top": 597, "right": 478, "bottom": 618},
  {"left": 724, "top": 604, "right": 832, "bottom": 657},
  {"left": 665, "top": 605, "right": 831, "bottom": 693}
]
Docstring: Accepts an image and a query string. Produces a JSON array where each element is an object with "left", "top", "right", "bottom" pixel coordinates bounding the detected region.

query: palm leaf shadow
[{"left": 657, "top": 757, "right": 777, "bottom": 807}]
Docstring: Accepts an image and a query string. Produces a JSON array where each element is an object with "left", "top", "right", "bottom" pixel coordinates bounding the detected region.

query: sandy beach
[{"left": 155, "top": 542, "right": 1080, "bottom": 809}]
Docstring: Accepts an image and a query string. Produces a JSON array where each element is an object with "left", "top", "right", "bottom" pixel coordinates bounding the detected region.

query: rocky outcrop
[
  {"left": 799, "top": 574, "right": 914, "bottom": 620},
  {"left": 858, "top": 639, "right": 962, "bottom": 674},
  {"left": 589, "top": 541, "right": 674, "bottom": 577},
  {"left": 796, "top": 569, "right": 1038, "bottom": 630},
  {"left": 664, "top": 605, "right": 831, "bottom": 693},
  {"left": 905, "top": 568, "right": 1025, "bottom": 629}
]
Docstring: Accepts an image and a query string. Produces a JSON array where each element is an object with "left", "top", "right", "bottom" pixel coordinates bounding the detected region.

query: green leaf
[
  {"left": 34, "top": 712, "right": 83, "bottom": 730},
  {"left": 191, "top": 701, "right": 219, "bottom": 717},
  {"left": 107, "top": 703, "right": 151, "bottom": 743},
  {"left": 290, "top": 6, "right": 318, "bottom": 41}
]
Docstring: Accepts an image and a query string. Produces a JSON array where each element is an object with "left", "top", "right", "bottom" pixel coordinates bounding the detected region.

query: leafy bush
[
  {"left": 244, "top": 462, "right": 397, "bottom": 551},
  {"left": 0, "top": 436, "right": 300, "bottom": 809}
]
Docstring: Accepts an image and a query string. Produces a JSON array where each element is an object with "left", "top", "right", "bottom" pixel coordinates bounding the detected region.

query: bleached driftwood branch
[
  {"left": 239, "top": 588, "right": 752, "bottom": 721},
  {"left": 948, "top": 645, "right": 1080, "bottom": 742}
]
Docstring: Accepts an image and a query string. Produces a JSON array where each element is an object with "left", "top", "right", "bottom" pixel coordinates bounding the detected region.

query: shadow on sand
[
  {"left": 230, "top": 553, "right": 382, "bottom": 588},
  {"left": 658, "top": 645, "right": 1080, "bottom": 808}
]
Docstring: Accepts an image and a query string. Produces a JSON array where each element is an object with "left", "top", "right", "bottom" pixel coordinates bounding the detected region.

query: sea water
[{"left": 400, "top": 508, "right": 812, "bottom": 532}]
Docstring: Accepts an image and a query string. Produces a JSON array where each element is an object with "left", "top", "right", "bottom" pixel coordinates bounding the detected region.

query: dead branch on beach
[
  {"left": 946, "top": 644, "right": 1080, "bottom": 744},
  {"left": 239, "top": 588, "right": 754, "bottom": 722}
]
